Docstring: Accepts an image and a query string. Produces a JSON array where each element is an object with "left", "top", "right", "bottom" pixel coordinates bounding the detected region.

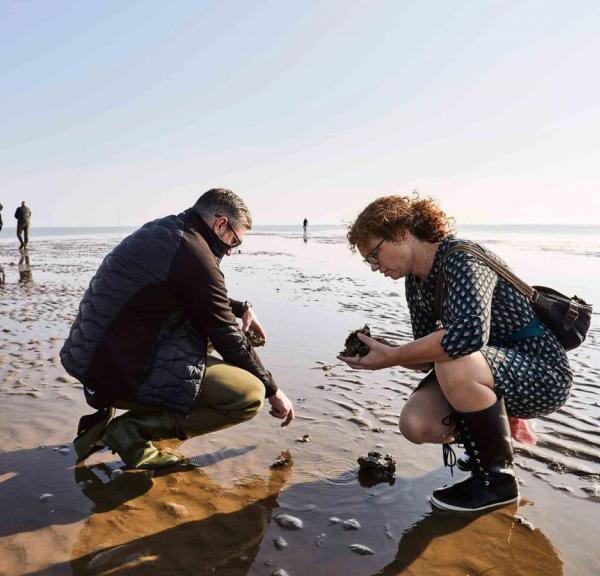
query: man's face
[{"left": 213, "top": 216, "right": 247, "bottom": 254}]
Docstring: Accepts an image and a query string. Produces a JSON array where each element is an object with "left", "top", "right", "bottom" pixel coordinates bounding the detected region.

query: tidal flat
[{"left": 1, "top": 225, "right": 599, "bottom": 575}]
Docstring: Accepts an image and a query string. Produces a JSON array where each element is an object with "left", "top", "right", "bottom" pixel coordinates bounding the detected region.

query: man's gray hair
[{"left": 193, "top": 188, "right": 252, "bottom": 230}]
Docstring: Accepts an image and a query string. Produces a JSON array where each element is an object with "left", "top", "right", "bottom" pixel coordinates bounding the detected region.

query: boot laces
[
  {"left": 442, "top": 443, "right": 457, "bottom": 476},
  {"left": 441, "top": 411, "right": 460, "bottom": 476}
]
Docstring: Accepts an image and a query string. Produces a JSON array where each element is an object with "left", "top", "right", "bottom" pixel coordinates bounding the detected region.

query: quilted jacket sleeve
[{"left": 168, "top": 237, "right": 277, "bottom": 396}]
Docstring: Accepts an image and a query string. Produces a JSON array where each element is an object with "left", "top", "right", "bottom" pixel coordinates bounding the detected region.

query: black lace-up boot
[
  {"left": 431, "top": 398, "right": 518, "bottom": 512},
  {"left": 456, "top": 452, "right": 472, "bottom": 472}
]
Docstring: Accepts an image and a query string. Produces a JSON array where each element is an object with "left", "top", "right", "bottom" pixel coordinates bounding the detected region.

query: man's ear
[{"left": 212, "top": 215, "right": 225, "bottom": 232}]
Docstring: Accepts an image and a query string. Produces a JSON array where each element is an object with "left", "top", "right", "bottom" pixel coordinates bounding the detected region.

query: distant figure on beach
[
  {"left": 339, "top": 195, "right": 572, "bottom": 512},
  {"left": 0, "top": 202, "right": 3, "bottom": 232},
  {"left": 303, "top": 217, "right": 308, "bottom": 230},
  {"left": 14, "top": 201, "right": 31, "bottom": 249},
  {"left": 61, "top": 188, "right": 294, "bottom": 469}
]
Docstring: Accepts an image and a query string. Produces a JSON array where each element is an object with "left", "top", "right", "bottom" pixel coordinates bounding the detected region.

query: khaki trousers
[{"left": 113, "top": 356, "right": 265, "bottom": 441}]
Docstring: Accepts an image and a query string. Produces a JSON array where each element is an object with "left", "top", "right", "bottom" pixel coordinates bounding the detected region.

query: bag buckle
[{"left": 563, "top": 301, "right": 579, "bottom": 330}]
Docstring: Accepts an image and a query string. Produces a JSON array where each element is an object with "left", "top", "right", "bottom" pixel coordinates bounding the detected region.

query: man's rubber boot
[
  {"left": 102, "top": 411, "right": 181, "bottom": 469},
  {"left": 431, "top": 398, "right": 519, "bottom": 512},
  {"left": 74, "top": 407, "right": 116, "bottom": 461}
]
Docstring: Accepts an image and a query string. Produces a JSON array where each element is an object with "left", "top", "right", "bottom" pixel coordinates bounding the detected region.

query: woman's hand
[
  {"left": 242, "top": 307, "right": 267, "bottom": 341},
  {"left": 337, "top": 332, "right": 395, "bottom": 370}
]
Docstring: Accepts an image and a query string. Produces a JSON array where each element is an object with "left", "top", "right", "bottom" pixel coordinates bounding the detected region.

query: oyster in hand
[
  {"left": 340, "top": 325, "right": 371, "bottom": 357},
  {"left": 245, "top": 329, "right": 266, "bottom": 347}
]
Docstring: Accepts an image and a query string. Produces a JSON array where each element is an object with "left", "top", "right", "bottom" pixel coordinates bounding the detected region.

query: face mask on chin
[{"left": 212, "top": 233, "right": 231, "bottom": 260}]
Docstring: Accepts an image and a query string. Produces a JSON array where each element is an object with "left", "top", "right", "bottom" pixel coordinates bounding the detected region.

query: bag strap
[{"left": 433, "top": 242, "right": 538, "bottom": 321}]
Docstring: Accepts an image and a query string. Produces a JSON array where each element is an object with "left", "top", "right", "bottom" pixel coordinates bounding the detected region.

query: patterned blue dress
[{"left": 406, "top": 237, "right": 572, "bottom": 418}]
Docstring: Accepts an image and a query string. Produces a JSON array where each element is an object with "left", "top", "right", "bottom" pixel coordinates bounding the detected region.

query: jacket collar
[{"left": 187, "top": 209, "right": 231, "bottom": 261}]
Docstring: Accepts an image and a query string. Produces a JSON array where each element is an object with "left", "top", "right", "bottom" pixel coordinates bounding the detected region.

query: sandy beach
[{"left": 1, "top": 225, "right": 599, "bottom": 576}]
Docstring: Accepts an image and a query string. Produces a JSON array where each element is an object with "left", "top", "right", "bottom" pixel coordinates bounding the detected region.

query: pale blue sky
[{"left": 1, "top": 0, "right": 599, "bottom": 227}]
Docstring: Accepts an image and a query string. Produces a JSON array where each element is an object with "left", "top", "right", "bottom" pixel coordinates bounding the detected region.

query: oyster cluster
[
  {"left": 340, "top": 324, "right": 371, "bottom": 357},
  {"left": 246, "top": 329, "right": 266, "bottom": 347},
  {"left": 357, "top": 451, "right": 396, "bottom": 481}
]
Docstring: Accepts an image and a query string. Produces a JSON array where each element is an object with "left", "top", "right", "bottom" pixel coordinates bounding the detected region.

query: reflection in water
[
  {"left": 5, "top": 443, "right": 564, "bottom": 576},
  {"left": 303, "top": 230, "right": 308, "bottom": 243},
  {"left": 377, "top": 504, "right": 563, "bottom": 576},
  {"left": 18, "top": 250, "right": 33, "bottom": 283},
  {"left": 65, "top": 461, "right": 293, "bottom": 576},
  {"left": 0, "top": 263, "right": 4, "bottom": 284}
]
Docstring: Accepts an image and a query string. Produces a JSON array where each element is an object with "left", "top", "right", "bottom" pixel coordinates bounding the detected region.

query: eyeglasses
[
  {"left": 215, "top": 214, "right": 242, "bottom": 248},
  {"left": 363, "top": 237, "right": 386, "bottom": 266}
]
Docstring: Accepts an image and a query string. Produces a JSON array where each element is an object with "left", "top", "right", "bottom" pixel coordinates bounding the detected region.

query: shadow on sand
[{"left": 1, "top": 442, "right": 562, "bottom": 576}]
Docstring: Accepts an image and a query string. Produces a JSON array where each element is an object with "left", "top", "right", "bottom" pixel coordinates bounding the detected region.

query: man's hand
[
  {"left": 268, "top": 389, "right": 294, "bottom": 427},
  {"left": 242, "top": 308, "right": 267, "bottom": 341},
  {"left": 337, "top": 332, "right": 396, "bottom": 371}
]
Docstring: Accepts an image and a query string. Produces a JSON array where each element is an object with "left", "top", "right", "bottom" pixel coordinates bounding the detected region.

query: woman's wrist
[{"left": 388, "top": 345, "right": 405, "bottom": 368}]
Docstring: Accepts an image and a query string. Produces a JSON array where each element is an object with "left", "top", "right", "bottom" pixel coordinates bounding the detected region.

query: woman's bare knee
[
  {"left": 399, "top": 411, "right": 446, "bottom": 444},
  {"left": 399, "top": 415, "right": 426, "bottom": 444}
]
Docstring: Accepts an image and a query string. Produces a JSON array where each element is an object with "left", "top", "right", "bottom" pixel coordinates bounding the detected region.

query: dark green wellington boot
[
  {"left": 431, "top": 398, "right": 519, "bottom": 512},
  {"left": 102, "top": 410, "right": 181, "bottom": 469},
  {"left": 74, "top": 407, "right": 116, "bottom": 461}
]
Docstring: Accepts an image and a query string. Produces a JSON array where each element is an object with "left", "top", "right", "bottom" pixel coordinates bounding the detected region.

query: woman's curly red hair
[{"left": 347, "top": 194, "right": 453, "bottom": 250}]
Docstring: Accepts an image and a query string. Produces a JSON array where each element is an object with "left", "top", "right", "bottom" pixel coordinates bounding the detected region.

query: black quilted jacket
[{"left": 60, "top": 209, "right": 276, "bottom": 414}]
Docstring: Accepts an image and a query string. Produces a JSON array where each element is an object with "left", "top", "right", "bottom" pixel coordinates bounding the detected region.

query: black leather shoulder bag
[{"left": 433, "top": 242, "right": 592, "bottom": 351}]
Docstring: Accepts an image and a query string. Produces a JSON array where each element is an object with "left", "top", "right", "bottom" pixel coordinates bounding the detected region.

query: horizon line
[{"left": 0, "top": 223, "right": 598, "bottom": 229}]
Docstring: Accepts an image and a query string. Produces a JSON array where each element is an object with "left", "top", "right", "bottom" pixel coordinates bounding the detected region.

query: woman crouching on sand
[{"left": 338, "top": 195, "right": 573, "bottom": 512}]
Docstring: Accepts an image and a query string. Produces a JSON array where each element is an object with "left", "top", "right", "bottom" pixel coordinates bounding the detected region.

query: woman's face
[{"left": 359, "top": 232, "right": 414, "bottom": 280}]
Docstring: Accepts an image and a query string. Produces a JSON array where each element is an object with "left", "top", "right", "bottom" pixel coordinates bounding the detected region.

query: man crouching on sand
[{"left": 61, "top": 188, "right": 294, "bottom": 469}]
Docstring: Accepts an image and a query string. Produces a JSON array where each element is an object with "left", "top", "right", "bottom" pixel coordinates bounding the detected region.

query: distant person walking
[
  {"left": 0, "top": 202, "right": 3, "bottom": 232},
  {"left": 303, "top": 218, "right": 308, "bottom": 231},
  {"left": 14, "top": 201, "right": 31, "bottom": 249}
]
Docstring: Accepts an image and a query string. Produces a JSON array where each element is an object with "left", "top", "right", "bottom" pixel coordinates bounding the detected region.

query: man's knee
[{"left": 230, "top": 375, "right": 264, "bottom": 422}]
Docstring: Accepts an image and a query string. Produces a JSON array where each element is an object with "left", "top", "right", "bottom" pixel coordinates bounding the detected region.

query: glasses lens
[{"left": 227, "top": 222, "right": 241, "bottom": 248}]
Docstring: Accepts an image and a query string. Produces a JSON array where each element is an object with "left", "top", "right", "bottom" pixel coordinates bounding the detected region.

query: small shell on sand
[
  {"left": 342, "top": 519, "right": 361, "bottom": 530},
  {"left": 515, "top": 516, "right": 535, "bottom": 530},
  {"left": 273, "top": 536, "right": 288, "bottom": 550},
  {"left": 271, "top": 569, "right": 290, "bottom": 576},
  {"left": 349, "top": 544, "right": 375, "bottom": 555},
  {"left": 582, "top": 484, "right": 600, "bottom": 501},
  {"left": 162, "top": 502, "right": 189, "bottom": 518},
  {"left": 271, "top": 450, "right": 292, "bottom": 469},
  {"left": 328, "top": 517, "right": 342, "bottom": 525},
  {"left": 274, "top": 514, "right": 303, "bottom": 530},
  {"left": 39, "top": 493, "right": 53, "bottom": 503}
]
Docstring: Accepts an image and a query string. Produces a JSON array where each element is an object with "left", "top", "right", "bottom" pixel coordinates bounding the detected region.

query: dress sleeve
[{"left": 440, "top": 251, "right": 498, "bottom": 358}]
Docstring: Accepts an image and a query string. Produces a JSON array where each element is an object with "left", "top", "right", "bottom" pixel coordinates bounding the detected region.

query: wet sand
[{"left": 1, "top": 228, "right": 599, "bottom": 575}]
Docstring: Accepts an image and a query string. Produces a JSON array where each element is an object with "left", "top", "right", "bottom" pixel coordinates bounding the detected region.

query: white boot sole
[{"left": 430, "top": 493, "right": 519, "bottom": 512}]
